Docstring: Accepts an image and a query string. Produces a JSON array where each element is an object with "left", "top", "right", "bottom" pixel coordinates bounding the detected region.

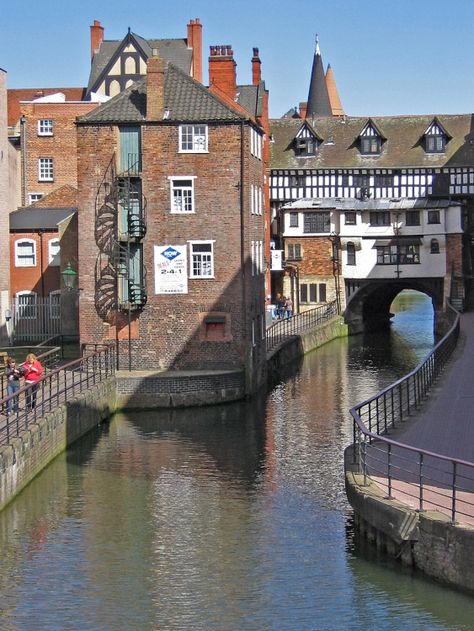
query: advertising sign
[
  {"left": 271, "top": 249, "right": 283, "bottom": 271},
  {"left": 154, "top": 245, "right": 188, "bottom": 294}
]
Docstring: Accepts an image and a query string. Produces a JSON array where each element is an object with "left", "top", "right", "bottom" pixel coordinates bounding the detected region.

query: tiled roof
[
  {"left": 87, "top": 35, "right": 191, "bottom": 93},
  {"left": 7, "top": 88, "right": 86, "bottom": 126},
  {"left": 79, "top": 63, "right": 248, "bottom": 124},
  {"left": 270, "top": 114, "right": 474, "bottom": 169},
  {"left": 236, "top": 83, "right": 266, "bottom": 118}
]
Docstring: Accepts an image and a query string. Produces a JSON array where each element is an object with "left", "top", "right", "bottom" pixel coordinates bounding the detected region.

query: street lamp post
[{"left": 61, "top": 262, "right": 78, "bottom": 291}]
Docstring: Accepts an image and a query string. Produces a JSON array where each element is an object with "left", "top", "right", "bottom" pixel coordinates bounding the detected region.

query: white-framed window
[
  {"left": 251, "top": 240, "right": 255, "bottom": 276},
  {"left": 15, "top": 239, "right": 36, "bottom": 267},
  {"left": 179, "top": 125, "right": 208, "bottom": 152},
  {"left": 16, "top": 291, "right": 38, "bottom": 320},
  {"left": 189, "top": 240, "right": 214, "bottom": 278},
  {"left": 251, "top": 128, "right": 262, "bottom": 159},
  {"left": 49, "top": 290, "right": 61, "bottom": 319},
  {"left": 28, "top": 193, "right": 44, "bottom": 204},
  {"left": 38, "top": 119, "right": 53, "bottom": 136},
  {"left": 38, "top": 158, "right": 54, "bottom": 181},
  {"left": 258, "top": 186, "right": 263, "bottom": 215},
  {"left": 48, "top": 238, "right": 60, "bottom": 266},
  {"left": 169, "top": 177, "right": 195, "bottom": 213}
]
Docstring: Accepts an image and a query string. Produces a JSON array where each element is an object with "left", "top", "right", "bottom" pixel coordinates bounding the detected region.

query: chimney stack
[
  {"left": 90, "top": 20, "right": 104, "bottom": 62},
  {"left": 251, "top": 47, "right": 261, "bottom": 86},
  {"left": 147, "top": 55, "right": 166, "bottom": 121},
  {"left": 208, "top": 45, "right": 237, "bottom": 100},
  {"left": 187, "top": 18, "right": 203, "bottom": 83}
]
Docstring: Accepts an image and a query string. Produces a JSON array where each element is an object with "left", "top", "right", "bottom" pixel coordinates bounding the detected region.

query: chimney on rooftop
[
  {"left": 146, "top": 54, "right": 166, "bottom": 121},
  {"left": 90, "top": 20, "right": 104, "bottom": 62},
  {"left": 208, "top": 45, "right": 237, "bottom": 100},
  {"left": 187, "top": 18, "right": 203, "bottom": 83},
  {"left": 252, "top": 47, "right": 261, "bottom": 86}
]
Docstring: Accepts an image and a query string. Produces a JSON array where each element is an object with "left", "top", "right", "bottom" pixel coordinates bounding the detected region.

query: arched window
[
  {"left": 124, "top": 55, "right": 136, "bottom": 74},
  {"left": 15, "top": 239, "right": 36, "bottom": 267},
  {"left": 347, "top": 242, "right": 356, "bottom": 265},
  {"left": 109, "top": 79, "right": 120, "bottom": 97},
  {"left": 430, "top": 238, "right": 440, "bottom": 254}
]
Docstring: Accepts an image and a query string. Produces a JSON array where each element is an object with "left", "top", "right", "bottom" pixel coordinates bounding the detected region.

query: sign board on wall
[
  {"left": 154, "top": 245, "right": 188, "bottom": 294},
  {"left": 271, "top": 250, "right": 283, "bottom": 271}
]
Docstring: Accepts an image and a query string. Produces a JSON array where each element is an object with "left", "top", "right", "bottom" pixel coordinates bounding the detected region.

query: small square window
[
  {"left": 428, "top": 210, "right": 441, "bottom": 224},
  {"left": 38, "top": 119, "right": 53, "bottom": 136},
  {"left": 344, "top": 212, "right": 356, "bottom": 225},
  {"left": 369, "top": 211, "right": 390, "bottom": 226},
  {"left": 405, "top": 210, "right": 420, "bottom": 226},
  {"left": 179, "top": 125, "right": 208, "bottom": 152},
  {"left": 361, "top": 136, "right": 381, "bottom": 155}
]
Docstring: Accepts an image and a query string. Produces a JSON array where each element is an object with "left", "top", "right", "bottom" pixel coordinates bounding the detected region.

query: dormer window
[
  {"left": 294, "top": 123, "right": 321, "bottom": 156},
  {"left": 359, "top": 120, "right": 384, "bottom": 156},
  {"left": 423, "top": 120, "right": 449, "bottom": 154}
]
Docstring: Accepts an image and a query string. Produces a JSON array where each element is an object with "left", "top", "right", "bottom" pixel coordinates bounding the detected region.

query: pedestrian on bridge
[
  {"left": 22, "top": 354, "right": 43, "bottom": 411},
  {"left": 4, "top": 357, "right": 21, "bottom": 415},
  {"left": 285, "top": 297, "right": 293, "bottom": 319}
]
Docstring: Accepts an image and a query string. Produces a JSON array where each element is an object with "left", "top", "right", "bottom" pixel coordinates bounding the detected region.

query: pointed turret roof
[
  {"left": 325, "top": 64, "right": 344, "bottom": 116},
  {"left": 306, "top": 35, "right": 332, "bottom": 118}
]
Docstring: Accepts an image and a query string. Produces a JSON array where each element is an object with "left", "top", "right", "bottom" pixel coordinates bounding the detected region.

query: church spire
[
  {"left": 325, "top": 63, "right": 344, "bottom": 116},
  {"left": 306, "top": 34, "right": 332, "bottom": 118}
]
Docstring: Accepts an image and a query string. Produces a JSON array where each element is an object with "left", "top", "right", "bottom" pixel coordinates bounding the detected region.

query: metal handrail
[
  {"left": 0, "top": 344, "right": 115, "bottom": 447},
  {"left": 0, "top": 345, "right": 61, "bottom": 398},
  {"left": 266, "top": 300, "right": 339, "bottom": 353},
  {"left": 349, "top": 304, "right": 474, "bottom": 524}
]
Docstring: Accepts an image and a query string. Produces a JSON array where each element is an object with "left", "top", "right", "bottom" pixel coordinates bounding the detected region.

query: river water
[{"left": 1, "top": 291, "right": 473, "bottom": 631}]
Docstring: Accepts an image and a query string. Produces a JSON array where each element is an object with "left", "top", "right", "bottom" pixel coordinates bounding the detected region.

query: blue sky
[{"left": 2, "top": 0, "right": 474, "bottom": 118}]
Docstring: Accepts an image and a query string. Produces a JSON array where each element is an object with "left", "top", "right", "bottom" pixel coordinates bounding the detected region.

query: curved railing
[
  {"left": 350, "top": 304, "right": 474, "bottom": 524},
  {"left": 266, "top": 300, "right": 339, "bottom": 353}
]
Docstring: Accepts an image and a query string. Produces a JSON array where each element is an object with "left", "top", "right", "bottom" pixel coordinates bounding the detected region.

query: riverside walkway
[{"left": 352, "top": 306, "right": 474, "bottom": 526}]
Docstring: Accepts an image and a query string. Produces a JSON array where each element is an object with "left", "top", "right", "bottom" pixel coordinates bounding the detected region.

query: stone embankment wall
[
  {"left": 345, "top": 448, "right": 474, "bottom": 594},
  {"left": 0, "top": 377, "right": 116, "bottom": 512},
  {"left": 267, "top": 315, "right": 348, "bottom": 378},
  {"left": 115, "top": 370, "right": 245, "bottom": 408}
]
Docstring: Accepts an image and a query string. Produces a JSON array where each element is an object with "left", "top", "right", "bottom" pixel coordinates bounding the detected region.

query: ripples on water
[{"left": 0, "top": 291, "right": 473, "bottom": 630}]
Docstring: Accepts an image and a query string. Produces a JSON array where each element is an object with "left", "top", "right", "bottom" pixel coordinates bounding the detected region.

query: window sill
[{"left": 178, "top": 150, "right": 209, "bottom": 154}]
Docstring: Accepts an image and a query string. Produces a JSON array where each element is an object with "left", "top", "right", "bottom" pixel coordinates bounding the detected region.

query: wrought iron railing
[
  {"left": 0, "top": 345, "right": 62, "bottom": 398},
  {"left": 0, "top": 344, "right": 115, "bottom": 447},
  {"left": 266, "top": 300, "right": 339, "bottom": 353},
  {"left": 349, "top": 304, "right": 474, "bottom": 524}
]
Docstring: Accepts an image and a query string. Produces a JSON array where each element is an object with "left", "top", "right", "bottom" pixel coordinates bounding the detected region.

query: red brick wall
[
  {"left": 21, "top": 102, "right": 97, "bottom": 204},
  {"left": 286, "top": 236, "right": 334, "bottom": 275},
  {"left": 10, "top": 231, "right": 60, "bottom": 297},
  {"left": 77, "top": 121, "right": 266, "bottom": 378},
  {"left": 446, "top": 233, "right": 463, "bottom": 276}
]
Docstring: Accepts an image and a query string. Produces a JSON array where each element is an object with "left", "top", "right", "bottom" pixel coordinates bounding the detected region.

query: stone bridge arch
[{"left": 344, "top": 278, "right": 445, "bottom": 334}]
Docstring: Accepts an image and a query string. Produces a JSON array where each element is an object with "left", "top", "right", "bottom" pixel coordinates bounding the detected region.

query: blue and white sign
[{"left": 154, "top": 245, "right": 188, "bottom": 294}]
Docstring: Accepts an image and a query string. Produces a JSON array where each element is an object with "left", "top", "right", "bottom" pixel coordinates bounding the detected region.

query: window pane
[
  {"left": 319, "top": 283, "right": 327, "bottom": 302},
  {"left": 300, "top": 284, "right": 308, "bottom": 302},
  {"left": 309, "top": 284, "right": 317, "bottom": 302}
]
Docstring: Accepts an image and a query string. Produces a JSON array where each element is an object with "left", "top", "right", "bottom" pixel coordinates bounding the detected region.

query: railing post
[
  {"left": 451, "top": 461, "right": 457, "bottom": 523},
  {"left": 419, "top": 452, "right": 424, "bottom": 511},
  {"left": 387, "top": 443, "right": 392, "bottom": 498}
]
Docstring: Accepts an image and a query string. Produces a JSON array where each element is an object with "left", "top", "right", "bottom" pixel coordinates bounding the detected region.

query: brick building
[
  {"left": 77, "top": 47, "right": 268, "bottom": 392},
  {"left": 0, "top": 69, "right": 11, "bottom": 343}
]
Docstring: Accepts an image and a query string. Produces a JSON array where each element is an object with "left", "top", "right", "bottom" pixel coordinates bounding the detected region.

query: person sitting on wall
[
  {"left": 4, "top": 357, "right": 22, "bottom": 415},
  {"left": 22, "top": 353, "right": 43, "bottom": 411}
]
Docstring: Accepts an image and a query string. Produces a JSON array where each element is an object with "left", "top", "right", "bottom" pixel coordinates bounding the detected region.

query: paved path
[{"left": 366, "top": 310, "right": 474, "bottom": 524}]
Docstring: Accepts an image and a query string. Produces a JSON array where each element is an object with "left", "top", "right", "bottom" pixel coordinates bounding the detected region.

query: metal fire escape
[{"left": 95, "top": 153, "right": 147, "bottom": 366}]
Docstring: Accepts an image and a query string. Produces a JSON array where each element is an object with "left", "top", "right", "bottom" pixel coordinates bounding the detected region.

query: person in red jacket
[{"left": 22, "top": 353, "right": 43, "bottom": 411}]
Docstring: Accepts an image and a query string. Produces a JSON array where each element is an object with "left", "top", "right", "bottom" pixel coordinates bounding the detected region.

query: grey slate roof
[
  {"left": 270, "top": 114, "right": 474, "bottom": 169},
  {"left": 79, "top": 63, "right": 248, "bottom": 124},
  {"left": 236, "top": 82, "right": 265, "bottom": 118},
  {"left": 281, "top": 197, "right": 459, "bottom": 211},
  {"left": 10, "top": 208, "right": 75, "bottom": 231},
  {"left": 87, "top": 34, "right": 191, "bottom": 94}
]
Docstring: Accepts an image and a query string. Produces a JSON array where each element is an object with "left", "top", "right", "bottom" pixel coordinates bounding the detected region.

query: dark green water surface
[{"left": 1, "top": 291, "right": 473, "bottom": 630}]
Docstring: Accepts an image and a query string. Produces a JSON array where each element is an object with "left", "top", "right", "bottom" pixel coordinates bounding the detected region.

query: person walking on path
[
  {"left": 276, "top": 294, "right": 286, "bottom": 319},
  {"left": 285, "top": 296, "right": 293, "bottom": 319},
  {"left": 22, "top": 353, "right": 43, "bottom": 411},
  {"left": 4, "top": 357, "right": 21, "bottom": 415}
]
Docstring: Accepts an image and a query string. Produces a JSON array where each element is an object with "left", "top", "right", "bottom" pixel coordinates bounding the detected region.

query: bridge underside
[{"left": 343, "top": 278, "right": 445, "bottom": 334}]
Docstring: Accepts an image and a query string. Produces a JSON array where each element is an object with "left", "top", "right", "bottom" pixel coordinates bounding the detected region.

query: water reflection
[{"left": 0, "top": 291, "right": 473, "bottom": 630}]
